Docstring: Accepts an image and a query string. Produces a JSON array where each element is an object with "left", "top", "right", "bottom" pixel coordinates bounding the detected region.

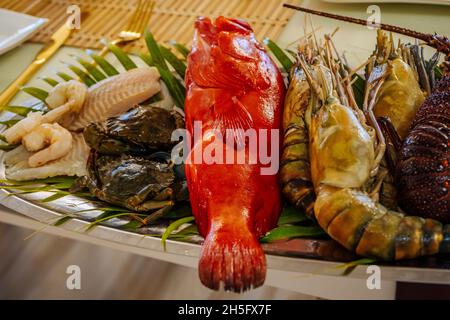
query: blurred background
[{"left": 0, "top": 217, "right": 314, "bottom": 299}]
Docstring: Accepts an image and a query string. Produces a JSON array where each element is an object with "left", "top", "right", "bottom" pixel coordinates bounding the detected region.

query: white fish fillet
[
  {"left": 5, "top": 133, "right": 90, "bottom": 181},
  {"left": 67, "top": 67, "right": 161, "bottom": 131}
]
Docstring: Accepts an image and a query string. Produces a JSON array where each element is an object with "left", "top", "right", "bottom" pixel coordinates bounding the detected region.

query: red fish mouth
[{"left": 194, "top": 16, "right": 253, "bottom": 46}]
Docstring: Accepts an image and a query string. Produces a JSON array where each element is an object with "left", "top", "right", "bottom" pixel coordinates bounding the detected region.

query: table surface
[{"left": 0, "top": 1, "right": 449, "bottom": 299}]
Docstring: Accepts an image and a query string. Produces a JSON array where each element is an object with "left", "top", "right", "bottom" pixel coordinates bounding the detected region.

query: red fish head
[
  {"left": 188, "top": 16, "right": 281, "bottom": 93},
  {"left": 186, "top": 16, "right": 285, "bottom": 137}
]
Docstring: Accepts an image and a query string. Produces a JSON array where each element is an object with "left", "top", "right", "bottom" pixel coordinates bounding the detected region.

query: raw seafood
[
  {"left": 4, "top": 133, "right": 89, "bottom": 181},
  {"left": 45, "top": 80, "right": 88, "bottom": 128},
  {"left": 280, "top": 49, "right": 315, "bottom": 218},
  {"left": 396, "top": 75, "right": 450, "bottom": 222},
  {"left": 77, "top": 152, "right": 177, "bottom": 212},
  {"left": 185, "top": 17, "right": 284, "bottom": 291},
  {"left": 75, "top": 105, "right": 187, "bottom": 212},
  {"left": 22, "top": 123, "right": 73, "bottom": 167},
  {"left": 293, "top": 41, "right": 450, "bottom": 260},
  {"left": 3, "top": 80, "right": 87, "bottom": 144},
  {"left": 365, "top": 31, "right": 430, "bottom": 139},
  {"left": 83, "top": 105, "right": 184, "bottom": 154},
  {"left": 67, "top": 67, "right": 161, "bottom": 131}
]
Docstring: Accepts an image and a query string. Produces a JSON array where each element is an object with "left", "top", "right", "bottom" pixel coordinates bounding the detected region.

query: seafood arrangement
[
  {"left": 0, "top": 7, "right": 448, "bottom": 293},
  {"left": 280, "top": 6, "right": 450, "bottom": 261},
  {"left": 3, "top": 67, "right": 162, "bottom": 181}
]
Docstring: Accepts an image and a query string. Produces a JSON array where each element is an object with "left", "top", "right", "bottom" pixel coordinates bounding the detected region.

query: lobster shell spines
[{"left": 396, "top": 76, "right": 450, "bottom": 223}]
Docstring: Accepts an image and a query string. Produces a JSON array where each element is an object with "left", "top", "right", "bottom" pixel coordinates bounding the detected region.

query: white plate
[
  {"left": 0, "top": 9, "right": 48, "bottom": 56},
  {"left": 323, "top": 0, "right": 450, "bottom": 5}
]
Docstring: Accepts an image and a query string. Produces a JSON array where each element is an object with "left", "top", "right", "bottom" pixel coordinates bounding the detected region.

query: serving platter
[
  {"left": 1, "top": 142, "right": 449, "bottom": 286},
  {"left": 2, "top": 186, "right": 450, "bottom": 285}
]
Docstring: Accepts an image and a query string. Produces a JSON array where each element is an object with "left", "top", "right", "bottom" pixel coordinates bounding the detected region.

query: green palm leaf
[
  {"left": 65, "top": 64, "right": 97, "bottom": 87},
  {"left": 73, "top": 55, "right": 107, "bottom": 81},
  {"left": 21, "top": 87, "right": 48, "bottom": 102},
  {"left": 106, "top": 42, "right": 138, "bottom": 70},
  {"left": 40, "top": 77, "right": 59, "bottom": 87},
  {"left": 89, "top": 53, "right": 120, "bottom": 76}
]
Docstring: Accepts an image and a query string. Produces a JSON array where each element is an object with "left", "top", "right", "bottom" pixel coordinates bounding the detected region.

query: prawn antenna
[{"left": 283, "top": 3, "right": 450, "bottom": 56}]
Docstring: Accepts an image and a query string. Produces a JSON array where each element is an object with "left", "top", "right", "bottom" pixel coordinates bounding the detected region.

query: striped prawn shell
[
  {"left": 68, "top": 67, "right": 161, "bottom": 131},
  {"left": 315, "top": 186, "right": 450, "bottom": 260},
  {"left": 280, "top": 66, "right": 315, "bottom": 216},
  {"left": 396, "top": 75, "right": 450, "bottom": 223}
]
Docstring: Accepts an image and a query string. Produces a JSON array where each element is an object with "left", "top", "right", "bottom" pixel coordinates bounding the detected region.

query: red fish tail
[{"left": 198, "top": 230, "right": 266, "bottom": 292}]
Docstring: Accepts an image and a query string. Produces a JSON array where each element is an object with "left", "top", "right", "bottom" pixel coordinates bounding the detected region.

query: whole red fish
[{"left": 184, "top": 16, "right": 285, "bottom": 292}]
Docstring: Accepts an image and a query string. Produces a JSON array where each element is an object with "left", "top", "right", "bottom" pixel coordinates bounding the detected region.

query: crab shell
[
  {"left": 83, "top": 105, "right": 184, "bottom": 155},
  {"left": 80, "top": 151, "right": 179, "bottom": 212}
]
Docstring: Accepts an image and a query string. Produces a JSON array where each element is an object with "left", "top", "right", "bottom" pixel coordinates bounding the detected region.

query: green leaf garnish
[
  {"left": 277, "top": 205, "right": 308, "bottom": 225},
  {"left": 89, "top": 53, "right": 120, "bottom": 76},
  {"left": 145, "top": 30, "right": 185, "bottom": 109},
  {"left": 41, "top": 77, "right": 59, "bottom": 87},
  {"left": 336, "top": 258, "right": 377, "bottom": 269},
  {"left": 40, "top": 192, "right": 67, "bottom": 203},
  {"left": 434, "top": 65, "right": 443, "bottom": 80},
  {"left": 336, "top": 258, "right": 377, "bottom": 275},
  {"left": 159, "top": 45, "right": 187, "bottom": 79},
  {"left": 0, "top": 143, "right": 17, "bottom": 151},
  {"left": 161, "top": 216, "right": 195, "bottom": 251},
  {"left": 139, "top": 53, "right": 154, "bottom": 66},
  {"left": 260, "top": 225, "right": 324, "bottom": 243},
  {"left": 0, "top": 119, "right": 20, "bottom": 128},
  {"left": 74, "top": 56, "right": 107, "bottom": 81},
  {"left": 56, "top": 72, "right": 74, "bottom": 81},
  {"left": 66, "top": 64, "right": 97, "bottom": 87},
  {"left": 53, "top": 215, "right": 73, "bottom": 226},
  {"left": 21, "top": 87, "right": 49, "bottom": 102},
  {"left": 84, "top": 212, "right": 146, "bottom": 231},
  {"left": 3, "top": 105, "right": 38, "bottom": 117},
  {"left": 120, "top": 219, "right": 143, "bottom": 231},
  {"left": 170, "top": 41, "right": 190, "bottom": 58},
  {"left": 351, "top": 73, "right": 365, "bottom": 108},
  {"left": 264, "top": 38, "right": 294, "bottom": 74},
  {"left": 107, "top": 42, "right": 138, "bottom": 71}
]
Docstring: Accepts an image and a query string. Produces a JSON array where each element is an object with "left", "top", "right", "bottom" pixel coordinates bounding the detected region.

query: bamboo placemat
[{"left": 0, "top": 0, "right": 298, "bottom": 53}]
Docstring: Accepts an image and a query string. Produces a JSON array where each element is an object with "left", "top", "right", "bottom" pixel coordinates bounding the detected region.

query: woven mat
[{"left": 0, "top": 0, "right": 298, "bottom": 53}]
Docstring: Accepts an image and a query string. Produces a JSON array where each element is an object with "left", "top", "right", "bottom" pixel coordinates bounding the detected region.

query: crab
[
  {"left": 72, "top": 105, "right": 187, "bottom": 216},
  {"left": 83, "top": 105, "right": 184, "bottom": 155}
]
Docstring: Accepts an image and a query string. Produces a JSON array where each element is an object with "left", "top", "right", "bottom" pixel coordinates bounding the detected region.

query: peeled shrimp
[
  {"left": 5, "top": 133, "right": 89, "bottom": 181},
  {"left": 3, "top": 112, "right": 44, "bottom": 144},
  {"left": 45, "top": 80, "right": 88, "bottom": 127},
  {"left": 2, "top": 81, "right": 87, "bottom": 144},
  {"left": 46, "top": 80, "right": 87, "bottom": 111},
  {"left": 22, "top": 123, "right": 73, "bottom": 167}
]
